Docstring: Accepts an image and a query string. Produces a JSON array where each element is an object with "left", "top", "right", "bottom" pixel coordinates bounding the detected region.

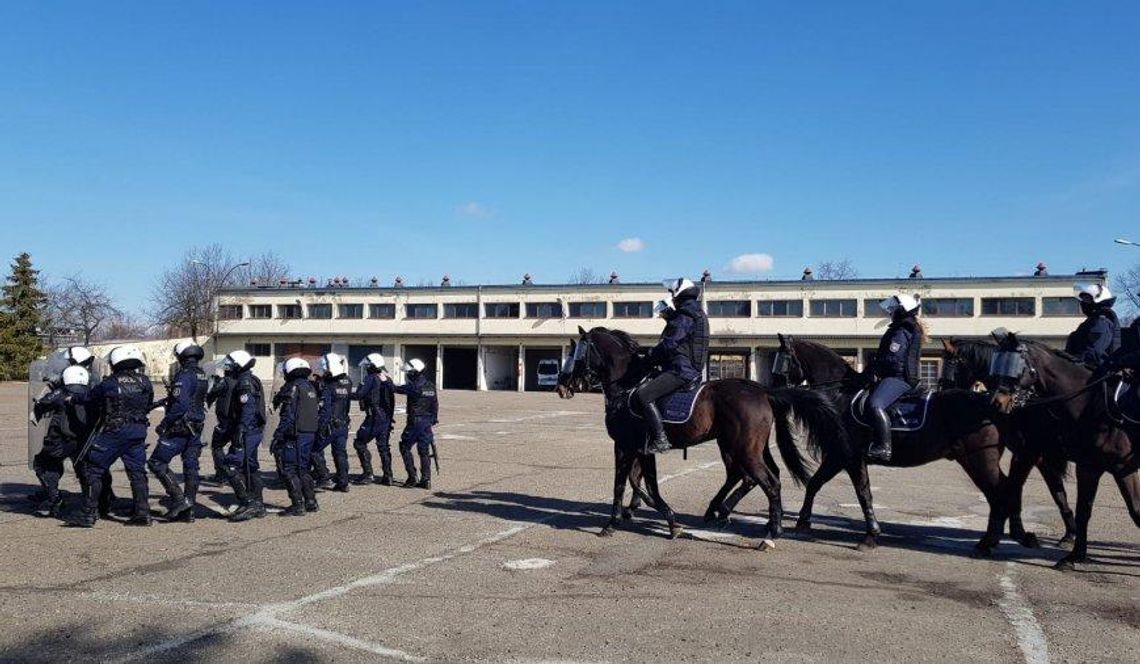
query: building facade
[{"left": 212, "top": 272, "right": 1101, "bottom": 390}]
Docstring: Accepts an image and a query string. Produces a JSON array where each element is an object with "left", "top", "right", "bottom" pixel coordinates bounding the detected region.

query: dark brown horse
[
  {"left": 939, "top": 338, "right": 1076, "bottom": 547},
  {"left": 722, "top": 336, "right": 1020, "bottom": 555},
  {"left": 556, "top": 326, "right": 849, "bottom": 546},
  {"left": 990, "top": 332, "right": 1140, "bottom": 570}
]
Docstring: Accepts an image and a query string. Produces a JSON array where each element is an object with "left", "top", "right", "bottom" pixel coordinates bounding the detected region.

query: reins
[{"left": 1019, "top": 372, "right": 1114, "bottom": 409}]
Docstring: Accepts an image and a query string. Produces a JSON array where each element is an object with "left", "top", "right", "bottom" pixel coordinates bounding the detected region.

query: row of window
[{"left": 218, "top": 296, "right": 1080, "bottom": 321}]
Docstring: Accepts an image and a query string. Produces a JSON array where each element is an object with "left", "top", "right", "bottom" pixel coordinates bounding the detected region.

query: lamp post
[
  {"left": 194, "top": 259, "right": 250, "bottom": 358},
  {"left": 1115, "top": 238, "right": 1139, "bottom": 248}
]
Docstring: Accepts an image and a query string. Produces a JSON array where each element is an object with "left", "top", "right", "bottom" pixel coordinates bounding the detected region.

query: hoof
[
  {"left": 701, "top": 512, "right": 718, "bottom": 524},
  {"left": 621, "top": 509, "right": 633, "bottom": 521},
  {"left": 1053, "top": 558, "right": 1077, "bottom": 572},
  {"left": 668, "top": 525, "right": 684, "bottom": 540},
  {"left": 971, "top": 545, "right": 995, "bottom": 559},
  {"left": 598, "top": 526, "right": 615, "bottom": 538},
  {"left": 856, "top": 537, "right": 878, "bottom": 552},
  {"left": 794, "top": 520, "right": 812, "bottom": 534},
  {"left": 1018, "top": 532, "right": 1041, "bottom": 549},
  {"left": 1057, "top": 535, "right": 1076, "bottom": 550},
  {"left": 758, "top": 538, "right": 776, "bottom": 551}
]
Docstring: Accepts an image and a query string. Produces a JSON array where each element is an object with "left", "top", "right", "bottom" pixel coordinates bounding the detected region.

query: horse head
[
  {"left": 989, "top": 331, "right": 1034, "bottom": 414},
  {"left": 557, "top": 326, "right": 641, "bottom": 398},
  {"left": 939, "top": 338, "right": 994, "bottom": 392},
  {"left": 770, "top": 333, "right": 802, "bottom": 386}
]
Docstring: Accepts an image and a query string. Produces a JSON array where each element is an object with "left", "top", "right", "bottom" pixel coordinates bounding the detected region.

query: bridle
[
  {"left": 771, "top": 343, "right": 848, "bottom": 390},
  {"left": 562, "top": 335, "right": 605, "bottom": 393}
]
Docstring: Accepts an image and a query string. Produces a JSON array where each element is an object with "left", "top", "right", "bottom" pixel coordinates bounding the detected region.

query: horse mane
[
  {"left": 592, "top": 327, "right": 643, "bottom": 355},
  {"left": 950, "top": 338, "right": 995, "bottom": 367},
  {"left": 792, "top": 339, "right": 858, "bottom": 378},
  {"left": 1021, "top": 339, "right": 1085, "bottom": 367}
]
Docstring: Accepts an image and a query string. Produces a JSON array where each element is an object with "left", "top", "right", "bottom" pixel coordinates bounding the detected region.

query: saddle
[
  {"left": 1110, "top": 378, "right": 1140, "bottom": 424},
  {"left": 851, "top": 388, "right": 933, "bottom": 432},
  {"left": 628, "top": 377, "right": 705, "bottom": 425}
]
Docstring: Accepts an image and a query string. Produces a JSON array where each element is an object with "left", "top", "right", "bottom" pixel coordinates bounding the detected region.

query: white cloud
[
  {"left": 726, "top": 253, "right": 775, "bottom": 274},
  {"left": 617, "top": 237, "right": 645, "bottom": 253},
  {"left": 456, "top": 201, "right": 493, "bottom": 219}
]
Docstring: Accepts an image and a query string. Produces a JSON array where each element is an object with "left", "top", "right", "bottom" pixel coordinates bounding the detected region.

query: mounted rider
[
  {"left": 633, "top": 278, "right": 709, "bottom": 454},
  {"left": 1066, "top": 282, "right": 1120, "bottom": 368},
  {"left": 864, "top": 293, "right": 925, "bottom": 462}
]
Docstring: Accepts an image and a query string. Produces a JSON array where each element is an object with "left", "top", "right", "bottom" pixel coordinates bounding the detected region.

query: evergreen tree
[{"left": 0, "top": 253, "right": 46, "bottom": 380}]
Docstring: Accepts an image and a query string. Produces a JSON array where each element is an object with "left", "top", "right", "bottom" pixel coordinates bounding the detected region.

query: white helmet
[
  {"left": 879, "top": 293, "right": 921, "bottom": 315},
  {"left": 62, "top": 365, "right": 90, "bottom": 387},
  {"left": 283, "top": 357, "right": 311, "bottom": 378},
  {"left": 663, "top": 277, "right": 699, "bottom": 299},
  {"left": 653, "top": 299, "right": 674, "bottom": 317},
  {"left": 172, "top": 341, "right": 205, "bottom": 362},
  {"left": 65, "top": 346, "right": 94, "bottom": 367},
  {"left": 359, "top": 353, "right": 385, "bottom": 371},
  {"left": 404, "top": 358, "right": 426, "bottom": 373},
  {"left": 1074, "top": 283, "right": 1114, "bottom": 304},
  {"left": 320, "top": 352, "right": 348, "bottom": 377},
  {"left": 108, "top": 345, "right": 145, "bottom": 370},
  {"left": 224, "top": 350, "right": 255, "bottom": 373}
]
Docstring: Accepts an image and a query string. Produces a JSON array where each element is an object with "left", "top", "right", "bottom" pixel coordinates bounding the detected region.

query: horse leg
[
  {"left": 846, "top": 459, "right": 882, "bottom": 550},
  {"left": 763, "top": 445, "right": 780, "bottom": 480},
  {"left": 1005, "top": 452, "right": 1041, "bottom": 549},
  {"left": 639, "top": 453, "right": 681, "bottom": 539},
  {"left": 795, "top": 453, "right": 843, "bottom": 534},
  {"left": 718, "top": 477, "right": 756, "bottom": 520},
  {"left": 624, "top": 458, "right": 644, "bottom": 520},
  {"left": 956, "top": 451, "right": 1008, "bottom": 558},
  {"left": 703, "top": 464, "right": 743, "bottom": 525},
  {"left": 739, "top": 453, "right": 783, "bottom": 545},
  {"left": 601, "top": 450, "right": 635, "bottom": 538},
  {"left": 1055, "top": 464, "right": 1102, "bottom": 570},
  {"left": 1112, "top": 469, "right": 1140, "bottom": 529},
  {"left": 1037, "top": 457, "right": 1077, "bottom": 549}
]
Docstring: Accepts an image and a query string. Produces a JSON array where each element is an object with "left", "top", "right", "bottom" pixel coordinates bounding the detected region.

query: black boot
[
  {"left": 210, "top": 445, "right": 228, "bottom": 483},
  {"left": 415, "top": 453, "right": 432, "bottom": 490},
  {"left": 377, "top": 448, "right": 394, "bottom": 486},
  {"left": 301, "top": 473, "right": 319, "bottom": 513},
  {"left": 352, "top": 447, "right": 376, "bottom": 485},
  {"left": 280, "top": 474, "right": 306, "bottom": 517},
  {"left": 151, "top": 462, "right": 192, "bottom": 521},
  {"left": 332, "top": 448, "right": 350, "bottom": 490},
  {"left": 402, "top": 471, "right": 419, "bottom": 488},
  {"left": 181, "top": 475, "right": 200, "bottom": 523},
  {"left": 641, "top": 401, "right": 671, "bottom": 454},
  {"left": 228, "top": 468, "right": 265, "bottom": 522},
  {"left": 867, "top": 408, "right": 893, "bottom": 462},
  {"left": 125, "top": 473, "right": 152, "bottom": 526}
]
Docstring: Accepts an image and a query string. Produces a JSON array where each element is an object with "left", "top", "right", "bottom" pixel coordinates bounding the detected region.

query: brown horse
[
  {"left": 557, "top": 326, "right": 849, "bottom": 546},
  {"left": 719, "top": 336, "right": 1023, "bottom": 555},
  {"left": 990, "top": 332, "right": 1140, "bottom": 570}
]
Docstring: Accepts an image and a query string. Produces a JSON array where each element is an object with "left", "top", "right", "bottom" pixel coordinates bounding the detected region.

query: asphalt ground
[{"left": 0, "top": 381, "right": 1137, "bottom": 663}]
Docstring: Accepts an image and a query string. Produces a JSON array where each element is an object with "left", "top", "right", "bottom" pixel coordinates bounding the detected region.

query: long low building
[{"left": 212, "top": 269, "right": 1103, "bottom": 390}]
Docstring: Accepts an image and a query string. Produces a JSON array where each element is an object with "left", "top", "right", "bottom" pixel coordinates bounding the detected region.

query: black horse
[
  {"left": 940, "top": 338, "right": 1076, "bottom": 547},
  {"left": 720, "top": 335, "right": 1017, "bottom": 555},
  {"left": 557, "top": 326, "right": 848, "bottom": 546},
  {"left": 990, "top": 332, "right": 1140, "bottom": 570}
]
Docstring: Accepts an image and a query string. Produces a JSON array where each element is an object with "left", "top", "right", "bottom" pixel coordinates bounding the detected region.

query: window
[
  {"left": 1042, "top": 297, "right": 1080, "bottom": 317},
  {"left": 368, "top": 303, "right": 396, "bottom": 319},
  {"left": 809, "top": 299, "right": 857, "bottom": 318},
  {"left": 483, "top": 302, "right": 520, "bottom": 318},
  {"left": 217, "top": 304, "right": 243, "bottom": 320},
  {"left": 708, "top": 352, "right": 749, "bottom": 380},
  {"left": 444, "top": 303, "right": 479, "bottom": 319},
  {"left": 757, "top": 299, "right": 803, "bottom": 317},
  {"left": 278, "top": 304, "right": 302, "bottom": 319},
  {"left": 613, "top": 301, "right": 653, "bottom": 318},
  {"left": 922, "top": 298, "right": 975, "bottom": 317},
  {"left": 406, "top": 303, "right": 438, "bottom": 319},
  {"left": 245, "top": 343, "right": 272, "bottom": 357},
  {"left": 338, "top": 303, "right": 364, "bottom": 319},
  {"left": 918, "top": 359, "right": 941, "bottom": 391},
  {"left": 526, "top": 302, "right": 562, "bottom": 319},
  {"left": 707, "top": 300, "right": 750, "bottom": 318},
  {"left": 569, "top": 301, "right": 607, "bottom": 318},
  {"left": 981, "top": 297, "right": 1035, "bottom": 317},
  {"left": 248, "top": 304, "right": 272, "bottom": 319},
  {"left": 308, "top": 304, "right": 332, "bottom": 319}
]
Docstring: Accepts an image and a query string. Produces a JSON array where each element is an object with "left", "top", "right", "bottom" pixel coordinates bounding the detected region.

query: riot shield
[{"left": 26, "top": 353, "right": 70, "bottom": 470}]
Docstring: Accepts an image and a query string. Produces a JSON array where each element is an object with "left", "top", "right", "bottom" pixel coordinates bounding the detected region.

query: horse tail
[{"left": 768, "top": 388, "right": 852, "bottom": 473}]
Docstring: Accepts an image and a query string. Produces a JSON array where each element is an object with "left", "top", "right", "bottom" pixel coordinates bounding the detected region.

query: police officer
[
  {"left": 1066, "top": 283, "right": 1121, "bottom": 367},
  {"left": 221, "top": 350, "right": 269, "bottom": 522},
  {"left": 31, "top": 366, "right": 94, "bottom": 518},
  {"left": 68, "top": 346, "right": 154, "bottom": 527},
  {"left": 148, "top": 342, "right": 209, "bottom": 522},
  {"left": 392, "top": 358, "right": 438, "bottom": 489},
  {"left": 313, "top": 352, "right": 353, "bottom": 492},
  {"left": 205, "top": 364, "right": 237, "bottom": 483},
  {"left": 863, "top": 294, "right": 925, "bottom": 462},
  {"left": 271, "top": 358, "right": 321, "bottom": 516},
  {"left": 633, "top": 278, "right": 709, "bottom": 454},
  {"left": 352, "top": 353, "right": 396, "bottom": 485}
]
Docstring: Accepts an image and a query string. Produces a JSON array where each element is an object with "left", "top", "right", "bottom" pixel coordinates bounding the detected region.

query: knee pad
[
  {"left": 147, "top": 458, "right": 168, "bottom": 475},
  {"left": 353, "top": 439, "right": 370, "bottom": 452}
]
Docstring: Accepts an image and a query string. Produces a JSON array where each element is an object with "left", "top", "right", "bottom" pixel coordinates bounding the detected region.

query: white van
[{"left": 536, "top": 359, "right": 561, "bottom": 388}]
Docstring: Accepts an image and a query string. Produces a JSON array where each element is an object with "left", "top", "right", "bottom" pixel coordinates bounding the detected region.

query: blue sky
[{"left": 2, "top": 2, "right": 1139, "bottom": 313}]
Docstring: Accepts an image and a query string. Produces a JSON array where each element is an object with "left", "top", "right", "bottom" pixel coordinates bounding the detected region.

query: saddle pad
[
  {"left": 851, "top": 388, "right": 934, "bottom": 432},
  {"left": 629, "top": 384, "right": 706, "bottom": 425},
  {"left": 1113, "top": 382, "right": 1140, "bottom": 424}
]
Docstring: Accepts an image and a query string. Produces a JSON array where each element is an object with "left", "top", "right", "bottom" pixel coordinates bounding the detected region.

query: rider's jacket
[
  {"left": 649, "top": 297, "right": 709, "bottom": 381},
  {"left": 1066, "top": 308, "right": 1121, "bottom": 367},
  {"left": 872, "top": 316, "right": 922, "bottom": 387}
]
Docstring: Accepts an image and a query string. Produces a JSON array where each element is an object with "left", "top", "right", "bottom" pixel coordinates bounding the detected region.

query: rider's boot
[
  {"left": 642, "top": 401, "right": 671, "bottom": 454},
  {"left": 867, "top": 408, "right": 893, "bottom": 462}
]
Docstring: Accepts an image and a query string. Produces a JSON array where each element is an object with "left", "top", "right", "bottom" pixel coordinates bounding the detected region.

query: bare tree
[
  {"left": 237, "top": 251, "right": 292, "bottom": 286},
  {"left": 816, "top": 258, "right": 858, "bottom": 280},
  {"left": 569, "top": 268, "right": 604, "bottom": 285},
  {"left": 1114, "top": 264, "right": 1140, "bottom": 319},
  {"left": 150, "top": 244, "right": 288, "bottom": 342},
  {"left": 105, "top": 313, "right": 152, "bottom": 341},
  {"left": 61, "top": 275, "right": 121, "bottom": 344}
]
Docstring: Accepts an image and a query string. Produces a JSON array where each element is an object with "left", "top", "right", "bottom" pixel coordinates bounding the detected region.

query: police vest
[
  {"left": 232, "top": 373, "right": 267, "bottom": 426},
  {"left": 676, "top": 304, "right": 710, "bottom": 375},
  {"left": 172, "top": 366, "right": 210, "bottom": 424},
  {"left": 407, "top": 377, "right": 438, "bottom": 419},
  {"left": 361, "top": 373, "right": 389, "bottom": 410},
  {"left": 292, "top": 380, "right": 319, "bottom": 434},
  {"left": 329, "top": 376, "right": 352, "bottom": 424},
  {"left": 104, "top": 371, "right": 153, "bottom": 430}
]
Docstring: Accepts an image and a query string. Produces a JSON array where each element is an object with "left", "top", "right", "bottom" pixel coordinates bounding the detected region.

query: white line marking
[
  {"left": 997, "top": 562, "right": 1050, "bottom": 664},
  {"left": 503, "top": 558, "right": 556, "bottom": 571},
  {"left": 251, "top": 615, "right": 426, "bottom": 662},
  {"left": 486, "top": 411, "right": 584, "bottom": 423},
  {"left": 112, "top": 459, "right": 721, "bottom": 662},
  {"left": 439, "top": 433, "right": 476, "bottom": 440}
]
